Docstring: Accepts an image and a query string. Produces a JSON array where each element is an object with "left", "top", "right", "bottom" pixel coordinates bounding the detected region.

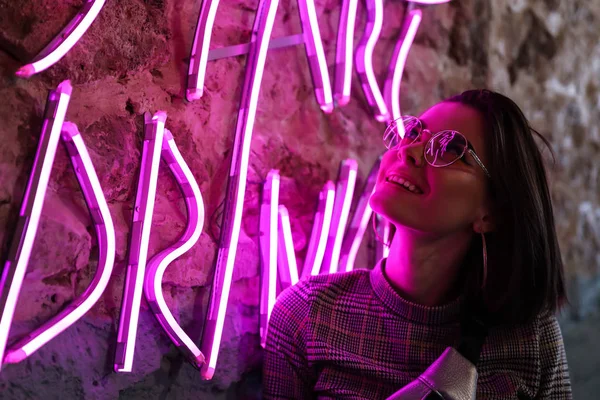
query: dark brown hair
[{"left": 446, "top": 89, "right": 568, "bottom": 326}]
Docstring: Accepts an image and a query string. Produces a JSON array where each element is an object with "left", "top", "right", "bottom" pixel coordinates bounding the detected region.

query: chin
[
  {"left": 369, "top": 190, "right": 400, "bottom": 225},
  {"left": 369, "top": 190, "right": 427, "bottom": 231}
]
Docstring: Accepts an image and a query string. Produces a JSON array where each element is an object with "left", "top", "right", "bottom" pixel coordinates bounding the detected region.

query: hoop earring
[
  {"left": 480, "top": 232, "right": 487, "bottom": 289},
  {"left": 372, "top": 213, "right": 390, "bottom": 247}
]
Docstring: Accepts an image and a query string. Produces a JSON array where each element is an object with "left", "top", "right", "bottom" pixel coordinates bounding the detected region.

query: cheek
[
  {"left": 376, "top": 151, "right": 397, "bottom": 181},
  {"left": 371, "top": 176, "right": 481, "bottom": 232}
]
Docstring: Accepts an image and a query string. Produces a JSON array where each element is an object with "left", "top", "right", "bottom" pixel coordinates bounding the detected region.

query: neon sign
[
  {"left": 0, "top": 82, "right": 116, "bottom": 370},
  {"left": 143, "top": 128, "right": 206, "bottom": 369},
  {"left": 2, "top": 0, "right": 451, "bottom": 377},
  {"left": 259, "top": 170, "right": 280, "bottom": 348},
  {"left": 321, "top": 159, "right": 359, "bottom": 274},
  {"left": 114, "top": 112, "right": 167, "bottom": 372},
  {"left": 15, "top": 0, "right": 106, "bottom": 78}
]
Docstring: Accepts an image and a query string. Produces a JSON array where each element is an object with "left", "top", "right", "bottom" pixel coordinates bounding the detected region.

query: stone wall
[{"left": 0, "top": 0, "right": 598, "bottom": 398}]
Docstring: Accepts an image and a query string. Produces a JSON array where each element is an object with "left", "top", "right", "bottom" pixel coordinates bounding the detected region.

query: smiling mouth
[{"left": 384, "top": 176, "right": 424, "bottom": 195}]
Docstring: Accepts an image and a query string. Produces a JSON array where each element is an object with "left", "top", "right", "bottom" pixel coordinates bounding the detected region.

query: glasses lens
[
  {"left": 424, "top": 130, "right": 468, "bottom": 166},
  {"left": 383, "top": 117, "right": 421, "bottom": 149}
]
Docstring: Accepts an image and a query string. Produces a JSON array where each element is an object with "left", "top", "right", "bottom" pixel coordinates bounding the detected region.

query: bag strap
[{"left": 456, "top": 307, "right": 489, "bottom": 365}]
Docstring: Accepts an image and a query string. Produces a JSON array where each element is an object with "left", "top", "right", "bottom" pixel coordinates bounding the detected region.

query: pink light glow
[
  {"left": 355, "top": 0, "right": 389, "bottom": 122},
  {"left": 333, "top": 0, "right": 359, "bottom": 106},
  {"left": 15, "top": 0, "right": 105, "bottom": 78},
  {"left": 302, "top": 181, "right": 335, "bottom": 278},
  {"left": 259, "top": 170, "right": 280, "bottom": 349},
  {"left": 199, "top": 0, "right": 279, "bottom": 379},
  {"left": 0, "top": 81, "right": 72, "bottom": 370},
  {"left": 142, "top": 129, "right": 206, "bottom": 368},
  {"left": 298, "top": 0, "right": 334, "bottom": 113},
  {"left": 383, "top": 9, "right": 422, "bottom": 122},
  {"left": 114, "top": 111, "right": 166, "bottom": 373},
  {"left": 321, "top": 160, "right": 358, "bottom": 274},
  {"left": 338, "top": 156, "right": 381, "bottom": 272},
  {"left": 277, "top": 205, "right": 299, "bottom": 291},
  {"left": 3, "top": 122, "right": 116, "bottom": 365},
  {"left": 186, "top": 0, "right": 220, "bottom": 101}
]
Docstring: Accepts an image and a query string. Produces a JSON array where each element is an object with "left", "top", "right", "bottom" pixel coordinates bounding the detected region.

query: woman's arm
[
  {"left": 263, "top": 281, "right": 316, "bottom": 399},
  {"left": 536, "top": 312, "right": 572, "bottom": 399}
]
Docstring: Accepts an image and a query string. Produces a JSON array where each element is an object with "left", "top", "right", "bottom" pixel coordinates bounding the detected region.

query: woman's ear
[
  {"left": 474, "top": 208, "right": 495, "bottom": 234},
  {"left": 474, "top": 197, "right": 496, "bottom": 233}
]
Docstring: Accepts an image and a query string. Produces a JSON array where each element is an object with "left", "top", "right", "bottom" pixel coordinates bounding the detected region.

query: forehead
[{"left": 419, "top": 101, "right": 488, "bottom": 159}]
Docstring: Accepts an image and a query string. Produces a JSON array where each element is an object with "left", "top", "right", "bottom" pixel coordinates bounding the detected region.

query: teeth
[{"left": 386, "top": 176, "right": 422, "bottom": 194}]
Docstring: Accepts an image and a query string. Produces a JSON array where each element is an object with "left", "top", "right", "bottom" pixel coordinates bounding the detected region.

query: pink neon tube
[
  {"left": 0, "top": 81, "right": 71, "bottom": 370},
  {"left": 375, "top": 213, "right": 391, "bottom": 260},
  {"left": 15, "top": 0, "right": 105, "bottom": 78},
  {"left": 114, "top": 111, "right": 166, "bottom": 373},
  {"left": 338, "top": 156, "right": 381, "bottom": 272},
  {"left": 302, "top": 181, "right": 335, "bottom": 278},
  {"left": 297, "top": 0, "right": 334, "bottom": 113},
  {"left": 383, "top": 9, "right": 422, "bottom": 122},
  {"left": 3, "top": 121, "right": 116, "bottom": 365},
  {"left": 142, "top": 129, "right": 206, "bottom": 368},
  {"left": 333, "top": 0, "right": 359, "bottom": 106},
  {"left": 259, "top": 170, "right": 280, "bottom": 349},
  {"left": 355, "top": 0, "right": 389, "bottom": 122},
  {"left": 199, "top": 0, "right": 279, "bottom": 379},
  {"left": 321, "top": 159, "right": 358, "bottom": 274},
  {"left": 186, "top": 0, "right": 220, "bottom": 101},
  {"left": 277, "top": 205, "right": 299, "bottom": 291}
]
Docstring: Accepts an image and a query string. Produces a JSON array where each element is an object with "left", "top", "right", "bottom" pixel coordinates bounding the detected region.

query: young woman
[{"left": 263, "top": 90, "right": 572, "bottom": 399}]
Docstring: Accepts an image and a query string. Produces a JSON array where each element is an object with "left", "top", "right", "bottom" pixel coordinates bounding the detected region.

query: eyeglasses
[{"left": 383, "top": 116, "right": 491, "bottom": 179}]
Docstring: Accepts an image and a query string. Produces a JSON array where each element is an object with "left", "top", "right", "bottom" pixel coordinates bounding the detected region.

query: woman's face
[{"left": 370, "top": 101, "right": 492, "bottom": 236}]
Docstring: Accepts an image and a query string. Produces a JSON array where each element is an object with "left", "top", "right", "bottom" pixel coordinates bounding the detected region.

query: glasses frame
[{"left": 384, "top": 116, "right": 491, "bottom": 179}]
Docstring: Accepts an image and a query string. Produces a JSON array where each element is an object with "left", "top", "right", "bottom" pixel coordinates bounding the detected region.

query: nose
[{"left": 396, "top": 135, "right": 427, "bottom": 167}]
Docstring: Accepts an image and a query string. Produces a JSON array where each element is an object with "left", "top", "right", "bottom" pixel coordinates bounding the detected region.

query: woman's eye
[{"left": 405, "top": 128, "right": 419, "bottom": 141}]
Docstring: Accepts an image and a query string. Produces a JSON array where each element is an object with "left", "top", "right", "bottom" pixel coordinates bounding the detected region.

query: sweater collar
[{"left": 370, "top": 258, "right": 463, "bottom": 325}]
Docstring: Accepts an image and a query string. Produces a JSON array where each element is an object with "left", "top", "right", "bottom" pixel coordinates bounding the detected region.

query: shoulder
[
  {"left": 274, "top": 268, "right": 373, "bottom": 314},
  {"left": 534, "top": 309, "right": 562, "bottom": 334},
  {"left": 477, "top": 311, "right": 566, "bottom": 397}
]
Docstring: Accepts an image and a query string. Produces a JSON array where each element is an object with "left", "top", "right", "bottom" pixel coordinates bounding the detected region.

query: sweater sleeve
[
  {"left": 536, "top": 312, "right": 572, "bottom": 399},
  {"left": 263, "top": 280, "right": 316, "bottom": 399}
]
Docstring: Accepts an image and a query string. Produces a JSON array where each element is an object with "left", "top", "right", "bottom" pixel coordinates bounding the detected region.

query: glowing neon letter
[
  {"left": 114, "top": 111, "right": 166, "bottom": 372},
  {"left": 186, "top": 0, "right": 220, "bottom": 101},
  {"left": 302, "top": 181, "right": 335, "bottom": 278},
  {"left": 355, "top": 0, "right": 389, "bottom": 122},
  {"left": 333, "top": 0, "right": 359, "bottom": 106},
  {"left": 0, "top": 81, "right": 72, "bottom": 368},
  {"left": 338, "top": 156, "right": 381, "bottom": 272},
  {"left": 297, "top": 0, "right": 334, "bottom": 112},
  {"left": 321, "top": 159, "right": 358, "bottom": 274},
  {"left": 187, "top": 0, "right": 332, "bottom": 112},
  {"left": 199, "top": 0, "right": 279, "bottom": 379},
  {"left": 142, "top": 129, "right": 206, "bottom": 368},
  {"left": 258, "top": 170, "right": 280, "bottom": 348},
  {"left": 15, "top": 0, "right": 106, "bottom": 78},
  {"left": 383, "top": 8, "right": 422, "bottom": 121},
  {"left": 3, "top": 121, "right": 116, "bottom": 365},
  {"left": 277, "top": 205, "right": 299, "bottom": 291}
]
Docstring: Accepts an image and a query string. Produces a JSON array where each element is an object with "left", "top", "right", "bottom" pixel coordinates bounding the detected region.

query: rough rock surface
[{"left": 0, "top": 0, "right": 599, "bottom": 398}]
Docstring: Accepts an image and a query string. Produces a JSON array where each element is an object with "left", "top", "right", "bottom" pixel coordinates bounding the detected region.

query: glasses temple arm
[{"left": 467, "top": 149, "right": 491, "bottom": 178}]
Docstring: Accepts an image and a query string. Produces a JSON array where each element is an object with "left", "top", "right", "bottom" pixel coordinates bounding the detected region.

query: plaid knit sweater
[{"left": 263, "top": 259, "right": 572, "bottom": 399}]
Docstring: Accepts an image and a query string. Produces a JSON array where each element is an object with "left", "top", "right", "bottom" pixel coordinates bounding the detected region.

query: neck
[{"left": 384, "top": 227, "right": 473, "bottom": 307}]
